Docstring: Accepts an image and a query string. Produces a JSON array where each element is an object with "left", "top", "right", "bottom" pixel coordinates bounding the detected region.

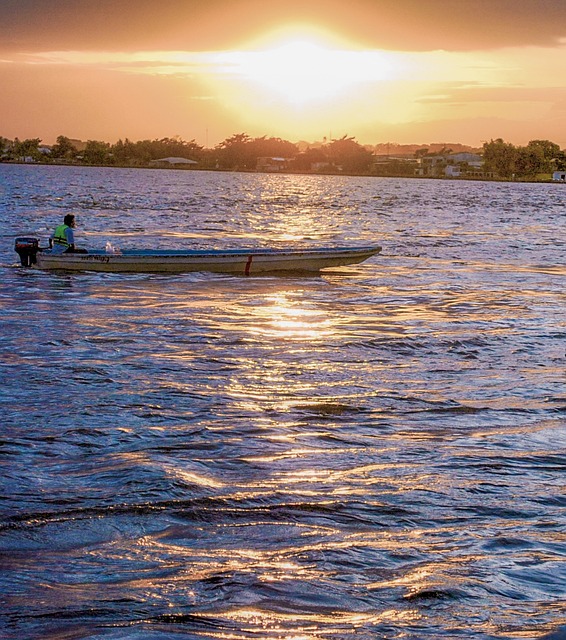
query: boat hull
[{"left": 34, "top": 246, "right": 381, "bottom": 275}]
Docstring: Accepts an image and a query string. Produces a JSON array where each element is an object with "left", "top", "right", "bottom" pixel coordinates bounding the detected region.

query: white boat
[{"left": 15, "top": 238, "right": 381, "bottom": 275}]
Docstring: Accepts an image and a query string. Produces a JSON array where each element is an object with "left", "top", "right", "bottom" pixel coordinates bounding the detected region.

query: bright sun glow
[{"left": 213, "top": 39, "right": 395, "bottom": 106}]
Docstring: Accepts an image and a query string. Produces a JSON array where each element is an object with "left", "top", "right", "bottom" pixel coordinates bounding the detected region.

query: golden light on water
[
  {"left": 216, "top": 606, "right": 420, "bottom": 634},
  {"left": 248, "top": 292, "right": 336, "bottom": 342}
]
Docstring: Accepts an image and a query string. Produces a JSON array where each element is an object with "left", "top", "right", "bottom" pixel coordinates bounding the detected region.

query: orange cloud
[{"left": 1, "top": 0, "right": 566, "bottom": 53}]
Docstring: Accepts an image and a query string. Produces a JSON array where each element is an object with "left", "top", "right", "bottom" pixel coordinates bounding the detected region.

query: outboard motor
[{"left": 15, "top": 237, "right": 40, "bottom": 267}]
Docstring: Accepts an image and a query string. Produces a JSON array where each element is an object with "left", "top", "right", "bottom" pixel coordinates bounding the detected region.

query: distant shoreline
[
  {"left": 3, "top": 134, "right": 564, "bottom": 182},
  {"left": 2, "top": 159, "right": 563, "bottom": 185}
]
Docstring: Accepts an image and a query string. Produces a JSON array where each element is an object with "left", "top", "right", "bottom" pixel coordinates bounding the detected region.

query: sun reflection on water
[
  {"left": 249, "top": 292, "right": 335, "bottom": 342},
  {"left": 215, "top": 606, "right": 420, "bottom": 636}
]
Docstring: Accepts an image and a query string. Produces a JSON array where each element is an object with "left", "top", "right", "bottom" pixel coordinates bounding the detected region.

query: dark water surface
[{"left": 1, "top": 165, "right": 564, "bottom": 639}]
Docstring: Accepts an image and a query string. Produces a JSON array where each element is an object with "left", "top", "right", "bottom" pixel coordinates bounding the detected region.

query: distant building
[
  {"left": 444, "top": 165, "right": 461, "bottom": 178},
  {"left": 372, "top": 155, "right": 418, "bottom": 177},
  {"left": 448, "top": 152, "right": 483, "bottom": 168},
  {"left": 416, "top": 152, "right": 484, "bottom": 178},
  {"left": 552, "top": 171, "right": 566, "bottom": 182},
  {"left": 149, "top": 157, "right": 198, "bottom": 167},
  {"left": 256, "top": 157, "right": 289, "bottom": 172}
]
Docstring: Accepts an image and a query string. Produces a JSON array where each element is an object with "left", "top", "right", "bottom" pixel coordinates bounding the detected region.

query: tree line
[
  {"left": 481, "top": 138, "right": 566, "bottom": 179},
  {"left": 0, "top": 133, "right": 375, "bottom": 173},
  {"left": 1, "top": 132, "right": 565, "bottom": 179}
]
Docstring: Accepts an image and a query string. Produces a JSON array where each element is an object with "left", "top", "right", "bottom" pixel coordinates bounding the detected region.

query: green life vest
[{"left": 53, "top": 224, "right": 70, "bottom": 247}]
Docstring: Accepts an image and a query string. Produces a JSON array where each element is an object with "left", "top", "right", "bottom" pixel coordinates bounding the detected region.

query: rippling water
[{"left": 1, "top": 165, "right": 565, "bottom": 639}]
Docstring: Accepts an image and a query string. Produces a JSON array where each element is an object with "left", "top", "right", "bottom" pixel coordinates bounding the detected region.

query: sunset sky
[{"left": 1, "top": 0, "right": 565, "bottom": 148}]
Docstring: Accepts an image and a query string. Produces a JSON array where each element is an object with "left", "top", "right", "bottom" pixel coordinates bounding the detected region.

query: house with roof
[
  {"left": 256, "top": 157, "right": 290, "bottom": 172},
  {"left": 149, "top": 157, "right": 198, "bottom": 168},
  {"left": 416, "top": 152, "right": 484, "bottom": 178}
]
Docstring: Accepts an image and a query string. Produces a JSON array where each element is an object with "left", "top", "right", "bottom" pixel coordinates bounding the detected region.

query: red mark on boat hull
[{"left": 245, "top": 255, "right": 253, "bottom": 276}]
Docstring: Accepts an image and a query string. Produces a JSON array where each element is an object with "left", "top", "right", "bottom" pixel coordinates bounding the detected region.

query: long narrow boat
[{"left": 15, "top": 238, "right": 381, "bottom": 275}]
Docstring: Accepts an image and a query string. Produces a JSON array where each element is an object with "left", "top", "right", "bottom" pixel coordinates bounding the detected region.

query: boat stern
[{"left": 14, "top": 237, "right": 40, "bottom": 267}]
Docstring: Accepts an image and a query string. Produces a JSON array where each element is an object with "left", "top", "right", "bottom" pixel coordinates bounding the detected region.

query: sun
[
  {"left": 235, "top": 40, "right": 351, "bottom": 105},
  {"left": 197, "top": 27, "right": 407, "bottom": 140},
  {"left": 212, "top": 33, "right": 395, "bottom": 107}
]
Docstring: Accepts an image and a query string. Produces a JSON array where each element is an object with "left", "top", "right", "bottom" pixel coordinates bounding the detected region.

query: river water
[{"left": 0, "top": 164, "right": 564, "bottom": 640}]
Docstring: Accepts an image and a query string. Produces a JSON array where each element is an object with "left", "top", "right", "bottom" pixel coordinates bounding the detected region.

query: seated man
[{"left": 49, "top": 214, "right": 87, "bottom": 253}]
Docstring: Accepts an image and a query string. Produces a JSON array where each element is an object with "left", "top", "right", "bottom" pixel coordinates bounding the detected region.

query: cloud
[
  {"left": 1, "top": 0, "right": 566, "bottom": 53},
  {"left": 417, "top": 85, "right": 566, "bottom": 105},
  {"left": 357, "top": 113, "right": 566, "bottom": 147}
]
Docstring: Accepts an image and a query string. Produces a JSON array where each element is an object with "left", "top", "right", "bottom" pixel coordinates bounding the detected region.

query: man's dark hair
[{"left": 64, "top": 214, "right": 75, "bottom": 226}]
